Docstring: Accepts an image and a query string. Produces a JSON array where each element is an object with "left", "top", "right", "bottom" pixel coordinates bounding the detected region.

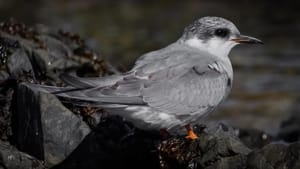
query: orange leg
[{"left": 185, "top": 124, "right": 198, "bottom": 140}]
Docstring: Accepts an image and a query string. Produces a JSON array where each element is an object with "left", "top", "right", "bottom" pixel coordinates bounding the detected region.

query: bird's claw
[{"left": 185, "top": 124, "right": 198, "bottom": 140}]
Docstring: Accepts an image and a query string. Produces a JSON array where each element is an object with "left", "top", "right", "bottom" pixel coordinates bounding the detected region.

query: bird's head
[{"left": 181, "top": 16, "right": 263, "bottom": 58}]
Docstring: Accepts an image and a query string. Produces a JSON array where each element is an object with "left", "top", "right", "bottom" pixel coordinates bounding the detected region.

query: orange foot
[{"left": 185, "top": 124, "right": 198, "bottom": 140}]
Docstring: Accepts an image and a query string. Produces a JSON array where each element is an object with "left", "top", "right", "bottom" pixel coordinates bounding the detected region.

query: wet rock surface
[
  {"left": 0, "top": 19, "right": 299, "bottom": 169},
  {"left": 14, "top": 83, "right": 90, "bottom": 167},
  {"left": 159, "top": 124, "right": 300, "bottom": 169},
  {"left": 247, "top": 143, "right": 300, "bottom": 169},
  {"left": 0, "top": 18, "right": 113, "bottom": 168},
  {"left": 236, "top": 128, "right": 273, "bottom": 149},
  {"left": 52, "top": 116, "right": 161, "bottom": 169},
  {"left": 0, "top": 18, "right": 112, "bottom": 145},
  {"left": 158, "top": 124, "right": 251, "bottom": 169},
  {"left": 0, "top": 140, "right": 44, "bottom": 169}
]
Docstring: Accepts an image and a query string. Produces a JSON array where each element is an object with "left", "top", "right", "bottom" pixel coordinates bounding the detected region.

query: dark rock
[
  {"left": 0, "top": 17, "right": 114, "bottom": 148},
  {"left": 247, "top": 142, "right": 300, "bottom": 169},
  {"left": 158, "top": 124, "right": 250, "bottom": 169},
  {"left": 157, "top": 124, "right": 300, "bottom": 169},
  {"left": 0, "top": 18, "right": 114, "bottom": 85},
  {"left": 6, "top": 48, "right": 33, "bottom": 79},
  {"left": 0, "top": 87, "right": 14, "bottom": 141},
  {"left": 237, "top": 128, "right": 273, "bottom": 149},
  {"left": 51, "top": 116, "right": 161, "bottom": 169},
  {"left": 13, "top": 83, "right": 90, "bottom": 167},
  {"left": 0, "top": 140, "right": 44, "bottom": 169},
  {"left": 0, "top": 70, "right": 9, "bottom": 81},
  {"left": 0, "top": 36, "right": 20, "bottom": 64},
  {"left": 0, "top": 18, "right": 115, "bottom": 168}
]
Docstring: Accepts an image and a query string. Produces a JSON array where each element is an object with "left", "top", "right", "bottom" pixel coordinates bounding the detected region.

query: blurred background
[{"left": 1, "top": 0, "right": 299, "bottom": 134}]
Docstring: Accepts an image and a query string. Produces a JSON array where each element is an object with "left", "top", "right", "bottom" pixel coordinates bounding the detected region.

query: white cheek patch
[
  {"left": 185, "top": 38, "right": 206, "bottom": 50},
  {"left": 185, "top": 37, "right": 237, "bottom": 58}
]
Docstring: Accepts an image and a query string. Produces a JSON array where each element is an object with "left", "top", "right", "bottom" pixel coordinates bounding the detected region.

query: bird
[{"left": 35, "top": 16, "right": 263, "bottom": 140}]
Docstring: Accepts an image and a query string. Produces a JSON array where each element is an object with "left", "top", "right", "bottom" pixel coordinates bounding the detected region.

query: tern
[{"left": 35, "top": 16, "right": 263, "bottom": 139}]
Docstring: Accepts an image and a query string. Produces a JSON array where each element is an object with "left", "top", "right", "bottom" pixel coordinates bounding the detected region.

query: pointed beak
[{"left": 230, "top": 34, "right": 263, "bottom": 45}]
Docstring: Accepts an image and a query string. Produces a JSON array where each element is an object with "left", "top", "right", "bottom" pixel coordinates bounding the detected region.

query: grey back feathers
[{"left": 44, "top": 42, "right": 232, "bottom": 129}]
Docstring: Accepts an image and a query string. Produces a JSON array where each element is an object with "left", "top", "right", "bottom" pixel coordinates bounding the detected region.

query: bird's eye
[{"left": 214, "top": 28, "right": 229, "bottom": 38}]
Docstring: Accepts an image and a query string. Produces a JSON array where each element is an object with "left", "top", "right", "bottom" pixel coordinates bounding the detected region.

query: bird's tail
[
  {"left": 59, "top": 73, "right": 122, "bottom": 88},
  {"left": 23, "top": 83, "right": 130, "bottom": 110}
]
